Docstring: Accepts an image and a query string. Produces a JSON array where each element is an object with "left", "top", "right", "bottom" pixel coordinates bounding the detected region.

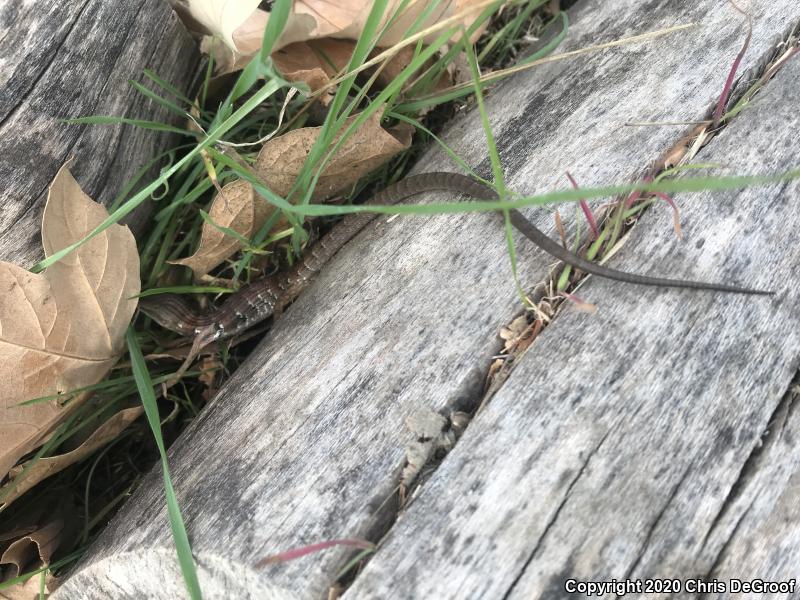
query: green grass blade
[
  {"left": 110, "top": 143, "right": 195, "bottom": 211},
  {"left": 200, "top": 38, "right": 215, "bottom": 109},
  {"left": 226, "top": 58, "right": 264, "bottom": 116},
  {"left": 465, "top": 31, "right": 527, "bottom": 301},
  {"left": 402, "top": 20, "right": 685, "bottom": 113},
  {"left": 126, "top": 328, "right": 202, "bottom": 600},
  {"left": 403, "top": 0, "right": 503, "bottom": 101},
  {"left": 291, "top": 0, "right": 392, "bottom": 204},
  {"left": 154, "top": 172, "right": 212, "bottom": 223},
  {"left": 270, "top": 169, "right": 800, "bottom": 218},
  {"left": 34, "top": 78, "right": 285, "bottom": 273},
  {"left": 143, "top": 69, "right": 195, "bottom": 105},
  {"left": 0, "top": 550, "right": 85, "bottom": 591},
  {"left": 259, "top": 0, "right": 292, "bottom": 62},
  {"left": 129, "top": 80, "right": 190, "bottom": 118},
  {"left": 304, "top": 26, "right": 457, "bottom": 210},
  {"left": 198, "top": 209, "right": 251, "bottom": 245},
  {"left": 216, "top": 0, "right": 292, "bottom": 122},
  {"left": 478, "top": 0, "right": 547, "bottom": 64},
  {"left": 0, "top": 408, "right": 85, "bottom": 503},
  {"left": 386, "top": 112, "right": 486, "bottom": 182},
  {"left": 18, "top": 371, "right": 197, "bottom": 406},
  {"left": 209, "top": 147, "right": 302, "bottom": 226},
  {"left": 66, "top": 116, "right": 194, "bottom": 136}
]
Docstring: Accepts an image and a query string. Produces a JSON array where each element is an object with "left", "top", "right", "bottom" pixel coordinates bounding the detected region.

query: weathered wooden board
[
  {"left": 58, "top": 1, "right": 800, "bottom": 598},
  {"left": 0, "top": 0, "right": 200, "bottom": 267},
  {"left": 348, "top": 34, "right": 800, "bottom": 600}
]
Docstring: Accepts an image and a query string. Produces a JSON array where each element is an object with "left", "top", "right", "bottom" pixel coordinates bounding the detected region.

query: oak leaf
[{"left": 0, "top": 163, "right": 139, "bottom": 484}]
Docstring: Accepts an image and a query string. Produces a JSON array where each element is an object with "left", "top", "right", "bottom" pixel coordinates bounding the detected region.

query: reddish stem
[{"left": 565, "top": 171, "right": 599, "bottom": 239}]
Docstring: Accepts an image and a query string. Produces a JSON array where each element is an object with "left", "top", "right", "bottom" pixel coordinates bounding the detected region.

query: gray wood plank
[
  {"left": 347, "top": 28, "right": 800, "bottom": 600},
  {"left": 58, "top": 1, "right": 800, "bottom": 598},
  {"left": 0, "top": 0, "right": 200, "bottom": 267}
]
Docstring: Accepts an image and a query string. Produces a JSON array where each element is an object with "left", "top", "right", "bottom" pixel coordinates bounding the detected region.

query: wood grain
[
  {"left": 348, "top": 42, "right": 800, "bottom": 600},
  {"left": 0, "top": 0, "right": 200, "bottom": 267},
  {"left": 57, "top": 1, "right": 800, "bottom": 598}
]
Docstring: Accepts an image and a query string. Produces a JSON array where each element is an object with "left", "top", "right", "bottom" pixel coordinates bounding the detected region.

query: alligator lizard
[{"left": 140, "top": 172, "right": 771, "bottom": 359}]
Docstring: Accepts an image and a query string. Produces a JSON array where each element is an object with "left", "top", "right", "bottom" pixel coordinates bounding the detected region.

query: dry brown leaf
[
  {"left": 230, "top": 36, "right": 432, "bottom": 102},
  {"left": 0, "top": 163, "right": 139, "bottom": 483},
  {"left": 0, "top": 572, "right": 56, "bottom": 600},
  {"left": 255, "top": 110, "right": 413, "bottom": 201},
  {"left": 499, "top": 314, "right": 541, "bottom": 356},
  {"left": 0, "top": 407, "right": 143, "bottom": 510},
  {"left": 486, "top": 357, "right": 504, "bottom": 384},
  {"left": 233, "top": 0, "right": 488, "bottom": 55},
  {"left": 232, "top": 8, "right": 282, "bottom": 55},
  {"left": 0, "top": 500, "right": 65, "bottom": 598},
  {"left": 272, "top": 39, "right": 430, "bottom": 100},
  {"left": 185, "top": 0, "right": 261, "bottom": 51},
  {"left": 170, "top": 178, "right": 281, "bottom": 278},
  {"left": 373, "top": 0, "right": 481, "bottom": 47},
  {"left": 273, "top": 43, "right": 332, "bottom": 93},
  {"left": 440, "top": 48, "right": 472, "bottom": 88},
  {"left": 0, "top": 518, "right": 62, "bottom": 578},
  {"left": 0, "top": 507, "right": 62, "bottom": 599},
  {"left": 201, "top": 0, "right": 491, "bottom": 99},
  {"left": 198, "top": 36, "right": 252, "bottom": 77},
  {"left": 198, "top": 356, "right": 223, "bottom": 400},
  {"left": 499, "top": 314, "right": 529, "bottom": 348},
  {"left": 0, "top": 494, "right": 72, "bottom": 600},
  {"left": 272, "top": 38, "right": 356, "bottom": 93},
  {"left": 0, "top": 526, "right": 35, "bottom": 545},
  {"left": 356, "top": 44, "right": 451, "bottom": 93}
]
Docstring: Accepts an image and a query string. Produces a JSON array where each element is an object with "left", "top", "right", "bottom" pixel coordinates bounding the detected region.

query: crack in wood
[
  {"left": 624, "top": 463, "right": 693, "bottom": 579},
  {"left": 332, "top": 22, "right": 800, "bottom": 597},
  {"left": 700, "top": 378, "right": 798, "bottom": 551},
  {"left": 502, "top": 429, "right": 611, "bottom": 600}
]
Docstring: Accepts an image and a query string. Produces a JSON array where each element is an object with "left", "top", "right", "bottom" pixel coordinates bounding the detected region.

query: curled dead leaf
[
  {"left": 237, "top": 37, "right": 446, "bottom": 103},
  {"left": 272, "top": 38, "right": 355, "bottom": 94},
  {"left": 170, "top": 178, "right": 281, "bottom": 278},
  {"left": 0, "top": 517, "right": 63, "bottom": 579},
  {"left": 255, "top": 110, "right": 413, "bottom": 200},
  {"left": 172, "top": 110, "right": 411, "bottom": 278},
  {"left": 0, "top": 406, "right": 143, "bottom": 510},
  {"left": 499, "top": 314, "right": 539, "bottom": 355},
  {"left": 0, "top": 163, "right": 139, "bottom": 484},
  {"left": 0, "top": 497, "right": 70, "bottom": 598}
]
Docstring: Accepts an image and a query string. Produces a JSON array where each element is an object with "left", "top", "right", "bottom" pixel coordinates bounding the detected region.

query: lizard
[{"left": 139, "top": 171, "right": 772, "bottom": 369}]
